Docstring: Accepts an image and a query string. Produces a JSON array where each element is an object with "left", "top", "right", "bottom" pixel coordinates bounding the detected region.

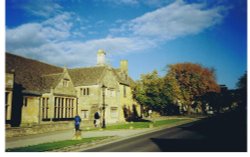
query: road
[{"left": 84, "top": 111, "right": 247, "bottom": 152}]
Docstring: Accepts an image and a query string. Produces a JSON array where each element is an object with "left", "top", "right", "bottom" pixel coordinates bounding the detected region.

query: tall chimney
[
  {"left": 97, "top": 49, "right": 106, "bottom": 66},
  {"left": 120, "top": 60, "right": 128, "bottom": 74}
]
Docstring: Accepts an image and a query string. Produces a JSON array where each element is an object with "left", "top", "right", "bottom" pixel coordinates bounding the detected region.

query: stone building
[
  {"left": 5, "top": 72, "right": 14, "bottom": 125},
  {"left": 5, "top": 50, "right": 141, "bottom": 127}
]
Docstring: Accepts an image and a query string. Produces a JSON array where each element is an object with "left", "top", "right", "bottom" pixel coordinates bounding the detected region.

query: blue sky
[{"left": 5, "top": 0, "right": 247, "bottom": 89}]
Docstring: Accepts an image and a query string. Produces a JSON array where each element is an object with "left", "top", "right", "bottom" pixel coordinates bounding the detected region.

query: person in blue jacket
[{"left": 74, "top": 114, "right": 81, "bottom": 131}]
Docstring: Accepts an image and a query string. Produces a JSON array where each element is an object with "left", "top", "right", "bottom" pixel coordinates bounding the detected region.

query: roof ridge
[
  {"left": 6, "top": 52, "right": 63, "bottom": 69},
  {"left": 69, "top": 65, "right": 107, "bottom": 70}
]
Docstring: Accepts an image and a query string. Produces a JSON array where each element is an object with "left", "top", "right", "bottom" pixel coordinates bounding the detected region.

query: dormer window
[{"left": 63, "top": 79, "right": 69, "bottom": 87}]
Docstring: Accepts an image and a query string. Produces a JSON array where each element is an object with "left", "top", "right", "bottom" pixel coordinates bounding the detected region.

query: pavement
[{"left": 5, "top": 117, "right": 198, "bottom": 150}]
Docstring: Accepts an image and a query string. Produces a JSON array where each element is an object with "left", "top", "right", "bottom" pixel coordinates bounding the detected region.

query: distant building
[{"left": 5, "top": 50, "right": 141, "bottom": 127}]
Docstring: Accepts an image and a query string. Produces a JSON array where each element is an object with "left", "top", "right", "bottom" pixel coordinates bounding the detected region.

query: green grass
[
  {"left": 153, "top": 119, "right": 188, "bottom": 127},
  {"left": 6, "top": 136, "right": 112, "bottom": 152},
  {"left": 106, "top": 122, "right": 148, "bottom": 130},
  {"left": 105, "top": 118, "right": 189, "bottom": 130}
]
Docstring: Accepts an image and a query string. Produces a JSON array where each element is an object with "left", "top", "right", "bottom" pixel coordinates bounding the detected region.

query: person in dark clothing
[
  {"left": 94, "top": 112, "right": 100, "bottom": 127},
  {"left": 74, "top": 114, "right": 81, "bottom": 131}
]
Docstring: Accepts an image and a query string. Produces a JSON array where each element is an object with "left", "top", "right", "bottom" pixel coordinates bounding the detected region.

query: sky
[{"left": 5, "top": 0, "right": 247, "bottom": 89}]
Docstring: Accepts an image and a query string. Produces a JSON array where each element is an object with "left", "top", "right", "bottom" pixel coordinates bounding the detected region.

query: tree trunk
[{"left": 187, "top": 105, "right": 192, "bottom": 115}]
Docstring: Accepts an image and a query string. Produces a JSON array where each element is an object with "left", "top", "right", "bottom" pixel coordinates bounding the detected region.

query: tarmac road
[{"left": 84, "top": 112, "right": 247, "bottom": 152}]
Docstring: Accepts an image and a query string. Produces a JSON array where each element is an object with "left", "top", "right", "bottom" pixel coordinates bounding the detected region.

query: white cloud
[
  {"left": 7, "top": 35, "right": 155, "bottom": 67},
  {"left": 117, "top": 0, "right": 228, "bottom": 40},
  {"left": 6, "top": 0, "right": 229, "bottom": 68},
  {"left": 6, "top": 6, "right": 156, "bottom": 67},
  {"left": 43, "top": 12, "right": 73, "bottom": 32},
  {"left": 6, "top": 23, "right": 47, "bottom": 50},
  {"left": 6, "top": 12, "right": 77, "bottom": 47}
]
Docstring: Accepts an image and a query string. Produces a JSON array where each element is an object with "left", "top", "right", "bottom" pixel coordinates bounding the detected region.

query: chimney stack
[
  {"left": 120, "top": 60, "right": 128, "bottom": 74},
  {"left": 97, "top": 49, "right": 106, "bottom": 66}
]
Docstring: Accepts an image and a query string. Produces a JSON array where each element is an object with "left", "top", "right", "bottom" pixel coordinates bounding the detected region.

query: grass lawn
[
  {"left": 6, "top": 136, "right": 113, "bottom": 152},
  {"left": 105, "top": 118, "right": 189, "bottom": 130},
  {"left": 153, "top": 119, "right": 188, "bottom": 127}
]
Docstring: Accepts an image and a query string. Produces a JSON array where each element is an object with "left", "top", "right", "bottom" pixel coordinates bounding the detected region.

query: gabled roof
[
  {"left": 41, "top": 73, "right": 63, "bottom": 92},
  {"left": 68, "top": 66, "right": 106, "bottom": 86},
  {"left": 111, "top": 69, "right": 130, "bottom": 86},
  {"left": 68, "top": 66, "right": 132, "bottom": 87},
  {"left": 6, "top": 53, "right": 63, "bottom": 93},
  {"left": 6, "top": 52, "right": 134, "bottom": 93}
]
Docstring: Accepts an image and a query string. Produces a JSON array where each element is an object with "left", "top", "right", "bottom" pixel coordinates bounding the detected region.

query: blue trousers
[{"left": 75, "top": 124, "right": 80, "bottom": 131}]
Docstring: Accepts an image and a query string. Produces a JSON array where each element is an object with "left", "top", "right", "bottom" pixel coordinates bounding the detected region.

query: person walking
[
  {"left": 94, "top": 111, "right": 100, "bottom": 127},
  {"left": 74, "top": 114, "right": 81, "bottom": 131}
]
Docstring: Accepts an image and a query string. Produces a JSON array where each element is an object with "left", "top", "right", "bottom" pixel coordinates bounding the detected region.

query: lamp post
[{"left": 101, "top": 84, "right": 107, "bottom": 128}]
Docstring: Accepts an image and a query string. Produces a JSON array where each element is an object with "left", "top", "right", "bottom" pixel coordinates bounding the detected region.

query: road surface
[{"left": 84, "top": 112, "right": 247, "bottom": 152}]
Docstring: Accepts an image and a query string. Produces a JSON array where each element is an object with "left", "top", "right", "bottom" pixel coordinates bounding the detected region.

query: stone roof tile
[
  {"left": 68, "top": 66, "right": 106, "bottom": 86},
  {"left": 6, "top": 53, "right": 134, "bottom": 93},
  {"left": 6, "top": 53, "right": 63, "bottom": 93}
]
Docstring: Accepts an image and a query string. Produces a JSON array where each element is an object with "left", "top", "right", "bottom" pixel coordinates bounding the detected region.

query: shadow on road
[
  {"left": 150, "top": 138, "right": 235, "bottom": 152},
  {"left": 151, "top": 110, "right": 247, "bottom": 152}
]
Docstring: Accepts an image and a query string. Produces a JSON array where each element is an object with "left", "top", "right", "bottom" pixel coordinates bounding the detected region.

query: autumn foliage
[
  {"left": 166, "top": 63, "right": 220, "bottom": 113},
  {"left": 167, "top": 63, "right": 220, "bottom": 100},
  {"left": 133, "top": 63, "right": 220, "bottom": 115}
]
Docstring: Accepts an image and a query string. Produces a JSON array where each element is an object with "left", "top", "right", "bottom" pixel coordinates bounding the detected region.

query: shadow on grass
[{"left": 132, "top": 119, "right": 152, "bottom": 122}]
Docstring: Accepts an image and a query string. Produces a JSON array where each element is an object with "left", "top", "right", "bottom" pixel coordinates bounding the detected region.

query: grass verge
[
  {"left": 105, "top": 118, "right": 189, "bottom": 130},
  {"left": 6, "top": 136, "right": 113, "bottom": 152}
]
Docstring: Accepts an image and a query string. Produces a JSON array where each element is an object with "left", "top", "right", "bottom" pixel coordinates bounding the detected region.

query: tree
[
  {"left": 165, "top": 63, "right": 220, "bottom": 114},
  {"left": 132, "top": 63, "right": 220, "bottom": 116},
  {"left": 161, "top": 74, "right": 184, "bottom": 114},
  {"left": 237, "top": 72, "right": 247, "bottom": 90},
  {"left": 132, "top": 70, "right": 164, "bottom": 114},
  {"left": 236, "top": 72, "right": 247, "bottom": 110}
]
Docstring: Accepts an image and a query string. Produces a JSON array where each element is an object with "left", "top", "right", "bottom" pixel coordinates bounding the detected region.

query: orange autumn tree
[{"left": 165, "top": 63, "right": 220, "bottom": 114}]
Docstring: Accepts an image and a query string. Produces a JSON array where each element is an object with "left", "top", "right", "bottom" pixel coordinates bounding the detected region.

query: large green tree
[
  {"left": 133, "top": 70, "right": 183, "bottom": 115},
  {"left": 132, "top": 70, "right": 164, "bottom": 113},
  {"left": 160, "top": 74, "right": 184, "bottom": 114}
]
